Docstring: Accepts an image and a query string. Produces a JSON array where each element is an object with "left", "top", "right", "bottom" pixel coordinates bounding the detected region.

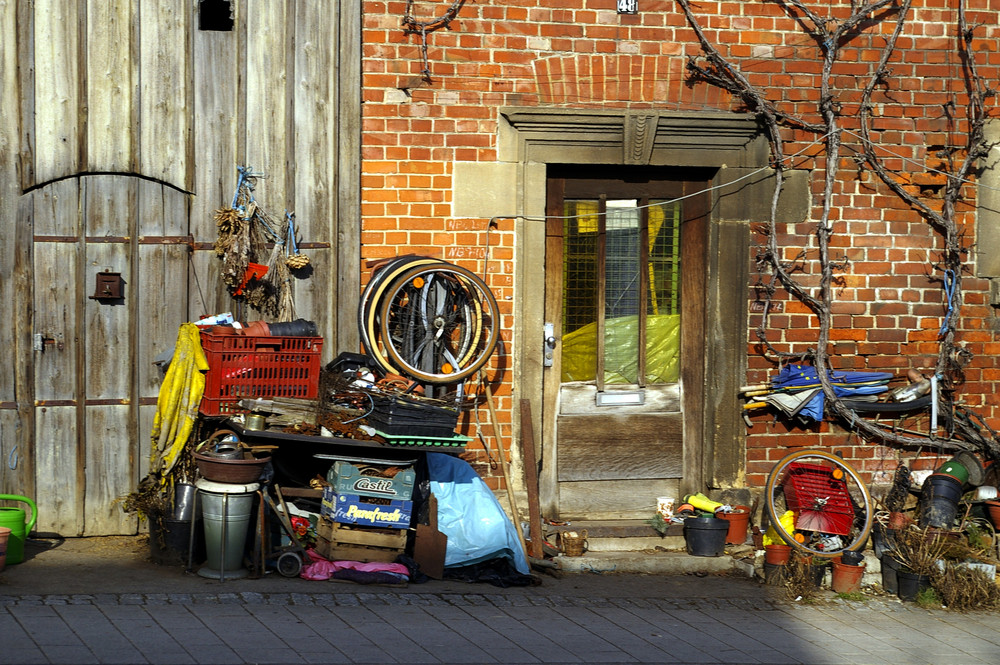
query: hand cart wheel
[{"left": 276, "top": 550, "right": 303, "bottom": 578}]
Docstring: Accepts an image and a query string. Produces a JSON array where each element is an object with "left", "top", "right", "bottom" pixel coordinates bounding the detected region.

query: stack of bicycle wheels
[{"left": 358, "top": 256, "right": 500, "bottom": 385}]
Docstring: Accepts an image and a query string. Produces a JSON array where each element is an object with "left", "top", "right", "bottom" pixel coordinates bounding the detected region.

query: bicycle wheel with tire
[
  {"left": 377, "top": 263, "right": 500, "bottom": 384},
  {"left": 764, "top": 448, "right": 873, "bottom": 558},
  {"left": 358, "top": 255, "right": 443, "bottom": 372}
]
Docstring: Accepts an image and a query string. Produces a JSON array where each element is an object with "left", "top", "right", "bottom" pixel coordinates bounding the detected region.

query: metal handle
[{"left": 543, "top": 323, "right": 558, "bottom": 367}]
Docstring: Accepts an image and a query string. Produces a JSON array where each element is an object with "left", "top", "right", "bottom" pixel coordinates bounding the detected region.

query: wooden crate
[{"left": 315, "top": 517, "right": 407, "bottom": 564}]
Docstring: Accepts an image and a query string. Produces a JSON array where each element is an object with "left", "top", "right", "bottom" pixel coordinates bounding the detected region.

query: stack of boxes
[{"left": 318, "top": 459, "right": 415, "bottom": 563}]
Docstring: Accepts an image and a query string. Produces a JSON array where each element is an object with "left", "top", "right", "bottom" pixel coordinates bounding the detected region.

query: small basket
[{"left": 559, "top": 529, "right": 588, "bottom": 557}]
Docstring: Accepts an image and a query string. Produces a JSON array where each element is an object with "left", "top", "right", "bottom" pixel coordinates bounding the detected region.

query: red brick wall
[{"left": 361, "top": 1, "right": 1000, "bottom": 489}]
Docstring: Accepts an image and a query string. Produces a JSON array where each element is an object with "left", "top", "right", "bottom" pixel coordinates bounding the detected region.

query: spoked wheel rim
[
  {"left": 764, "top": 449, "right": 873, "bottom": 558},
  {"left": 377, "top": 263, "right": 499, "bottom": 384},
  {"left": 357, "top": 256, "right": 443, "bottom": 373}
]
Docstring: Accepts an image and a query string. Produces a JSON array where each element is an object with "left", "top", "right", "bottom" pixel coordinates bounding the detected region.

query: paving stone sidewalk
[{"left": 2, "top": 589, "right": 999, "bottom": 665}]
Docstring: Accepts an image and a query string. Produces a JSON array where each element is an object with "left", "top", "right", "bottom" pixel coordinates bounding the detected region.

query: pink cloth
[{"left": 300, "top": 548, "right": 409, "bottom": 581}]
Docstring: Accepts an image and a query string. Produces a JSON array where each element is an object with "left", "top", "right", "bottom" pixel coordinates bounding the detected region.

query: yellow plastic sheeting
[
  {"left": 560, "top": 314, "right": 680, "bottom": 384},
  {"left": 150, "top": 322, "right": 210, "bottom": 481},
  {"left": 763, "top": 510, "right": 797, "bottom": 547}
]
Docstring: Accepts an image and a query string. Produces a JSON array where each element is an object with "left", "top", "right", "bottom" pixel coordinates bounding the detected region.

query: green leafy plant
[
  {"left": 915, "top": 586, "right": 942, "bottom": 609},
  {"left": 836, "top": 591, "right": 866, "bottom": 602},
  {"left": 645, "top": 512, "right": 670, "bottom": 535}
]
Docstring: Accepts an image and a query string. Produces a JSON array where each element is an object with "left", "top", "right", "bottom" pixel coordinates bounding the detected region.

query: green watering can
[{"left": 0, "top": 494, "right": 37, "bottom": 565}]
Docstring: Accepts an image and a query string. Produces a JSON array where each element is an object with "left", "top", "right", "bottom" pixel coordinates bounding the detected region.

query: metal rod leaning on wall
[{"left": 479, "top": 372, "right": 528, "bottom": 562}]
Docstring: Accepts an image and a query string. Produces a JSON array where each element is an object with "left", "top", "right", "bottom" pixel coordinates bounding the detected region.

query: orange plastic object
[{"left": 234, "top": 262, "right": 268, "bottom": 295}]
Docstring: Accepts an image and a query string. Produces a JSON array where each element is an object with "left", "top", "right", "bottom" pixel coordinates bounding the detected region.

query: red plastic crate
[
  {"left": 199, "top": 331, "right": 323, "bottom": 416},
  {"left": 782, "top": 461, "right": 854, "bottom": 536}
]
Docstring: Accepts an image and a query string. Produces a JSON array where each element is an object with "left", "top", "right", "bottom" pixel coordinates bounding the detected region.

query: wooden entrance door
[
  {"left": 543, "top": 166, "right": 709, "bottom": 519},
  {"left": 27, "top": 175, "right": 192, "bottom": 536}
]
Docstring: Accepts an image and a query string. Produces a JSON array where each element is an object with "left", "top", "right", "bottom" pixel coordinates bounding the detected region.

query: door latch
[
  {"left": 33, "top": 333, "right": 63, "bottom": 352},
  {"left": 543, "top": 322, "right": 557, "bottom": 367}
]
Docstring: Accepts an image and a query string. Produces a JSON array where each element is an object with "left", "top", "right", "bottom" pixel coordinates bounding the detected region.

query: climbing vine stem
[{"left": 678, "top": 0, "right": 999, "bottom": 458}]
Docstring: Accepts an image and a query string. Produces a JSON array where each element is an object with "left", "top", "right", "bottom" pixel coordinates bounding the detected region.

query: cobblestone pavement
[
  {"left": 3, "top": 587, "right": 1000, "bottom": 664},
  {"left": 2, "top": 537, "right": 999, "bottom": 664}
]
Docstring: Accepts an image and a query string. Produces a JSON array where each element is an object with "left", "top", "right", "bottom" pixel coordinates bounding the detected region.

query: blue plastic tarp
[{"left": 426, "top": 453, "right": 530, "bottom": 574}]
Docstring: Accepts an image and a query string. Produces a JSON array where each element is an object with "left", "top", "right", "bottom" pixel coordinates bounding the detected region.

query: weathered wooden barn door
[
  {"left": 28, "top": 176, "right": 191, "bottom": 536},
  {"left": 2, "top": 0, "right": 360, "bottom": 536}
]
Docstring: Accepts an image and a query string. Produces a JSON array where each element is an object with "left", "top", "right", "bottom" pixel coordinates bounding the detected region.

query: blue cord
[{"left": 939, "top": 269, "right": 956, "bottom": 337}]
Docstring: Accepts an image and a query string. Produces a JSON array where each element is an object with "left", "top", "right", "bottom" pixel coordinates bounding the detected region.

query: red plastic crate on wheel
[
  {"left": 782, "top": 461, "right": 855, "bottom": 536},
  {"left": 199, "top": 330, "right": 323, "bottom": 416}
]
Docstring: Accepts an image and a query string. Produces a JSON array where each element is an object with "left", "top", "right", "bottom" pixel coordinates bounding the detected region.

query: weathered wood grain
[
  {"left": 34, "top": 405, "right": 80, "bottom": 535},
  {"left": 139, "top": 0, "right": 188, "bottom": 187},
  {"left": 245, "top": 0, "right": 288, "bottom": 204},
  {"left": 32, "top": 241, "right": 79, "bottom": 402},
  {"left": 86, "top": 0, "right": 134, "bottom": 171},
  {"left": 557, "top": 478, "right": 681, "bottom": 520},
  {"left": 556, "top": 412, "right": 683, "bottom": 481},
  {"left": 85, "top": 404, "right": 135, "bottom": 534},
  {"left": 33, "top": 0, "right": 81, "bottom": 183}
]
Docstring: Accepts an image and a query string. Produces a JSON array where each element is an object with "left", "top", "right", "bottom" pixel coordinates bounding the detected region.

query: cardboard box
[
  {"left": 321, "top": 488, "right": 412, "bottom": 529},
  {"left": 326, "top": 460, "right": 415, "bottom": 501},
  {"left": 315, "top": 517, "right": 407, "bottom": 564}
]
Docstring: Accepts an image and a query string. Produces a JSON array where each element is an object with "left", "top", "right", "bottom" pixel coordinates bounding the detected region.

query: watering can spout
[{"left": 0, "top": 494, "right": 38, "bottom": 566}]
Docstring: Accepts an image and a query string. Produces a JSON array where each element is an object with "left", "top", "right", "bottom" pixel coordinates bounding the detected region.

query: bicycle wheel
[
  {"left": 764, "top": 448, "right": 873, "bottom": 558},
  {"left": 377, "top": 263, "right": 500, "bottom": 384},
  {"left": 358, "top": 256, "right": 443, "bottom": 372}
]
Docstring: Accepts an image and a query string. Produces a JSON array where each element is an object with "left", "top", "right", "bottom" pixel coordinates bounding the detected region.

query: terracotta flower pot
[
  {"left": 764, "top": 543, "right": 791, "bottom": 565},
  {"left": 887, "top": 511, "right": 912, "bottom": 530},
  {"left": 831, "top": 556, "right": 866, "bottom": 594},
  {"left": 717, "top": 505, "right": 750, "bottom": 545},
  {"left": 985, "top": 500, "right": 1000, "bottom": 530}
]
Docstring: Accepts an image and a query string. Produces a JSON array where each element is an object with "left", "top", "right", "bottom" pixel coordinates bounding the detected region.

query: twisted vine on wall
[{"left": 677, "top": 0, "right": 1000, "bottom": 461}]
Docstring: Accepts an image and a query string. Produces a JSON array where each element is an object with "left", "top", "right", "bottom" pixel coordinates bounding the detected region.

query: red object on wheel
[{"left": 783, "top": 461, "right": 854, "bottom": 535}]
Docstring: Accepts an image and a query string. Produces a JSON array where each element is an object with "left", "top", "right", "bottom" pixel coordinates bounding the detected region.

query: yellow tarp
[{"left": 560, "top": 314, "right": 680, "bottom": 384}]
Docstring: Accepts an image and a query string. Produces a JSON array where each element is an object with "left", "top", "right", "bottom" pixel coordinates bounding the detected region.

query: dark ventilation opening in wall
[{"left": 199, "top": 0, "right": 234, "bottom": 31}]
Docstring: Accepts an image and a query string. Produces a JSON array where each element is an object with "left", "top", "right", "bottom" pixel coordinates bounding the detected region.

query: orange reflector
[
  {"left": 412, "top": 277, "right": 425, "bottom": 289},
  {"left": 794, "top": 532, "right": 806, "bottom": 543},
  {"left": 832, "top": 468, "right": 844, "bottom": 480},
  {"left": 441, "top": 363, "right": 454, "bottom": 374}
]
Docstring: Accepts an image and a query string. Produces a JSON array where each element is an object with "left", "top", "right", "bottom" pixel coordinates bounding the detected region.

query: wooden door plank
[
  {"left": 8, "top": 195, "right": 36, "bottom": 498},
  {"left": 85, "top": 405, "right": 135, "bottom": 534},
  {"left": 335, "top": 1, "right": 362, "bottom": 354},
  {"left": 33, "top": 0, "right": 81, "bottom": 182},
  {"left": 245, "top": 0, "right": 288, "bottom": 202},
  {"left": 192, "top": 15, "right": 239, "bottom": 320},
  {"left": 139, "top": 0, "right": 189, "bottom": 187},
  {"left": 290, "top": 4, "right": 336, "bottom": 343},
  {"left": 556, "top": 413, "right": 683, "bottom": 481},
  {"left": 0, "top": 0, "right": 19, "bottom": 393},
  {"left": 557, "top": 478, "right": 681, "bottom": 520},
  {"left": 13, "top": 0, "right": 35, "bottom": 188},
  {"left": 33, "top": 242, "right": 80, "bottom": 402},
  {"left": 680, "top": 180, "right": 709, "bottom": 494},
  {"left": 34, "top": 406, "right": 81, "bottom": 535},
  {"left": 85, "top": 0, "right": 134, "bottom": 171}
]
